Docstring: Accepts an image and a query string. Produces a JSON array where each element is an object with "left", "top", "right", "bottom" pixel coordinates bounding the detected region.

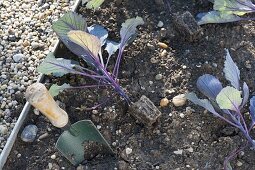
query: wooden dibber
[{"left": 25, "top": 83, "right": 69, "bottom": 128}]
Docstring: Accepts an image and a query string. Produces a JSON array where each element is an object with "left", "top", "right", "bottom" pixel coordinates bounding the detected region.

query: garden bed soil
[{"left": 5, "top": 0, "right": 255, "bottom": 169}]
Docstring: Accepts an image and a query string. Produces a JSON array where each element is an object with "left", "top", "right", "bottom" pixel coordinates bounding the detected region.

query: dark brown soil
[{"left": 5, "top": 0, "right": 255, "bottom": 169}]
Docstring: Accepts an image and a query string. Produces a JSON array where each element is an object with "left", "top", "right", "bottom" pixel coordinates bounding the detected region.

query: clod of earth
[
  {"left": 172, "top": 11, "right": 203, "bottom": 42},
  {"left": 129, "top": 95, "right": 162, "bottom": 126}
]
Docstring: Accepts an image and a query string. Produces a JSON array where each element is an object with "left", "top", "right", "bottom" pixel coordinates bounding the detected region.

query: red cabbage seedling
[
  {"left": 38, "top": 12, "right": 144, "bottom": 103},
  {"left": 186, "top": 49, "right": 255, "bottom": 169},
  {"left": 196, "top": 0, "right": 255, "bottom": 25}
]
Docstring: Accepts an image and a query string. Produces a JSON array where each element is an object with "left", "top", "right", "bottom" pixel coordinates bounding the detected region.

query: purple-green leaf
[
  {"left": 196, "top": 74, "right": 223, "bottom": 100},
  {"left": 241, "top": 82, "right": 249, "bottom": 108},
  {"left": 37, "top": 53, "right": 76, "bottom": 77},
  {"left": 105, "top": 40, "right": 119, "bottom": 57},
  {"left": 120, "top": 16, "right": 144, "bottom": 46},
  {"left": 52, "top": 12, "right": 87, "bottom": 42},
  {"left": 186, "top": 92, "right": 220, "bottom": 116},
  {"left": 88, "top": 24, "right": 108, "bottom": 46},
  {"left": 196, "top": 11, "right": 243, "bottom": 25},
  {"left": 249, "top": 96, "right": 255, "bottom": 125},
  {"left": 214, "top": 0, "right": 255, "bottom": 16},
  {"left": 67, "top": 30, "right": 101, "bottom": 58},
  {"left": 49, "top": 83, "right": 71, "bottom": 97},
  {"left": 223, "top": 49, "right": 240, "bottom": 89},
  {"left": 113, "top": 17, "right": 144, "bottom": 77},
  {"left": 216, "top": 86, "right": 242, "bottom": 111}
]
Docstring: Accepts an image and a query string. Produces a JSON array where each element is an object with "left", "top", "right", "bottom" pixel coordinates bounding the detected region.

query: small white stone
[
  {"left": 173, "top": 149, "right": 183, "bottom": 155},
  {"left": 160, "top": 50, "right": 167, "bottom": 57},
  {"left": 125, "top": 148, "right": 132, "bottom": 155},
  {"left": 172, "top": 94, "right": 187, "bottom": 107},
  {"left": 186, "top": 147, "right": 193, "bottom": 153},
  {"left": 96, "top": 125, "right": 101, "bottom": 130},
  {"left": 212, "top": 63, "right": 217, "bottom": 68},
  {"left": 112, "top": 142, "right": 117, "bottom": 146},
  {"left": 179, "top": 113, "right": 185, "bottom": 118},
  {"left": 31, "top": 42, "right": 39, "bottom": 49},
  {"left": 17, "top": 153, "right": 21, "bottom": 158},
  {"left": 157, "top": 21, "right": 164, "bottom": 28},
  {"left": 155, "top": 74, "right": 163, "bottom": 80},
  {"left": 13, "top": 53, "right": 24, "bottom": 62},
  {"left": 33, "top": 109, "right": 40, "bottom": 115},
  {"left": 0, "top": 125, "right": 8, "bottom": 135},
  {"left": 182, "top": 65, "right": 187, "bottom": 69},
  {"left": 236, "top": 160, "right": 243, "bottom": 167},
  {"left": 48, "top": 163, "right": 53, "bottom": 169},
  {"left": 51, "top": 154, "right": 56, "bottom": 159}
]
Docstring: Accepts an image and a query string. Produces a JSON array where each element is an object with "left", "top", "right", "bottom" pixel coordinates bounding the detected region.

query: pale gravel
[{"left": 0, "top": 0, "right": 75, "bottom": 153}]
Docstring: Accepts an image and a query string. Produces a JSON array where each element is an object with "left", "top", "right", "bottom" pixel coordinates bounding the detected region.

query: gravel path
[{"left": 0, "top": 0, "right": 75, "bottom": 153}]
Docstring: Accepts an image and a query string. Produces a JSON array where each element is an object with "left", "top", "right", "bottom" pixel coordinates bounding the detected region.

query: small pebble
[
  {"left": 150, "top": 57, "right": 158, "bottom": 64},
  {"left": 13, "top": 53, "right": 24, "bottom": 62},
  {"left": 160, "top": 50, "right": 167, "bottom": 57},
  {"left": 179, "top": 113, "right": 185, "bottom": 118},
  {"left": 96, "top": 125, "right": 101, "bottom": 129},
  {"left": 212, "top": 63, "right": 218, "bottom": 68},
  {"left": 33, "top": 109, "right": 40, "bottom": 115},
  {"left": 147, "top": 43, "right": 155, "bottom": 50},
  {"left": 160, "top": 98, "right": 169, "bottom": 107},
  {"left": 173, "top": 149, "right": 183, "bottom": 155},
  {"left": 160, "top": 28, "right": 167, "bottom": 38},
  {"left": 51, "top": 154, "right": 56, "bottom": 160},
  {"left": 48, "top": 163, "right": 53, "bottom": 169},
  {"left": 76, "top": 165, "right": 84, "bottom": 170},
  {"left": 157, "top": 21, "right": 164, "bottom": 27},
  {"left": 172, "top": 94, "right": 187, "bottom": 107},
  {"left": 38, "top": 132, "right": 49, "bottom": 140},
  {"left": 186, "top": 147, "right": 193, "bottom": 152},
  {"left": 125, "top": 148, "right": 132, "bottom": 155},
  {"left": 236, "top": 160, "right": 243, "bottom": 167},
  {"left": 0, "top": 125, "right": 8, "bottom": 135},
  {"left": 17, "top": 153, "right": 21, "bottom": 158},
  {"left": 155, "top": 74, "right": 163, "bottom": 80},
  {"left": 245, "top": 61, "right": 252, "bottom": 69},
  {"left": 21, "top": 125, "right": 38, "bottom": 142},
  {"left": 158, "top": 42, "right": 168, "bottom": 49}
]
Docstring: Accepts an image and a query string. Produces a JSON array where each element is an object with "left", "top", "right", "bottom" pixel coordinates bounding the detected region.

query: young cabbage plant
[
  {"left": 38, "top": 12, "right": 144, "bottom": 104},
  {"left": 186, "top": 49, "right": 255, "bottom": 169},
  {"left": 196, "top": 0, "right": 255, "bottom": 25}
]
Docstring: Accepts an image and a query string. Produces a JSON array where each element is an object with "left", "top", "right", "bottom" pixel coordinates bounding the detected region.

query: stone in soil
[
  {"left": 0, "top": 125, "right": 8, "bottom": 135},
  {"left": 21, "top": 124, "right": 38, "bottom": 142},
  {"left": 172, "top": 94, "right": 186, "bottom": 107},
  {"left": 172, "top": 11, "right": 203, "bottom": 42},
  {"left": 129, "top": 95, "right": 162, "bottom": 126},
  {"left": 12, "top": 53, "right": 24, "bottom": 62}
]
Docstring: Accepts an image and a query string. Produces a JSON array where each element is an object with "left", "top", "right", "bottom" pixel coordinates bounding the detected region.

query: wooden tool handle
[{"left": 25, "top": 83, "right": 69, "bottom": 128}]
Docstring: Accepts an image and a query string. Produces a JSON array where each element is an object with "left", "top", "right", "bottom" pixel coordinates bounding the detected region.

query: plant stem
[
  {"left": 113, "top": 46, "right": 124, "bottom": 79},
  {"left": 236, "top": 109, "right": 249, "bottom": 136},
  {"left": 217, "top": 114, "right": 239, "bottom": 129},
  {"left": 223, "top": 143, "right": 248, "bottom": 170}
]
